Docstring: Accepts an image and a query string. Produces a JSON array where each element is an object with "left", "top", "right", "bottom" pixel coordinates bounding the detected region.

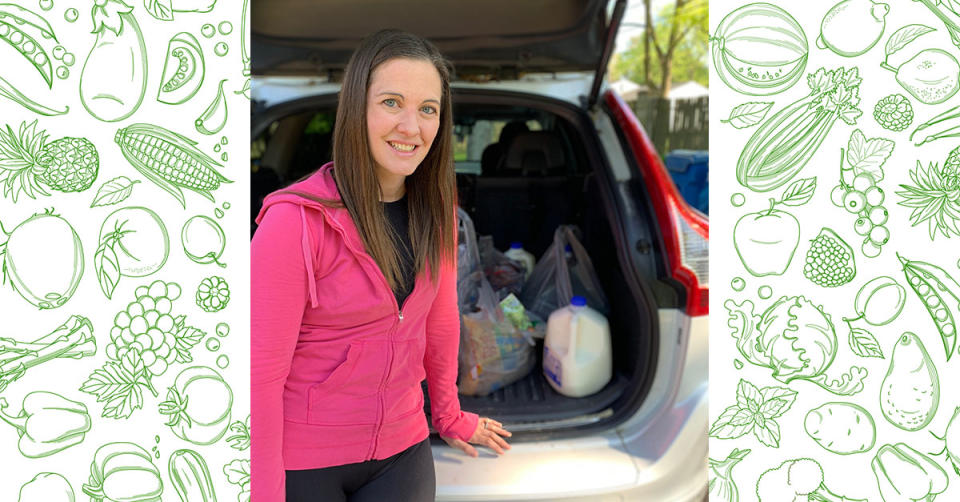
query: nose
[{"left": 396, "top": 108, "right": 419, "bottom": 136}]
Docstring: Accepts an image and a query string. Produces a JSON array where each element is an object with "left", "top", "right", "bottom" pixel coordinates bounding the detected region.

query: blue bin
[{"left": 664, "top": 150, "right": 708, "bottom": 215}]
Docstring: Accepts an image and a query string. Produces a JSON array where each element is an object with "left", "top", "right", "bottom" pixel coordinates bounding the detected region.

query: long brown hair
[{"left": 288, "top": 30, "right": 456, "bottom": 291}]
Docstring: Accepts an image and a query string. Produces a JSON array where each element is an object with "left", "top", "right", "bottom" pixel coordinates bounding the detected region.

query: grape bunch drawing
[{"left": 828, "top": 130, "right": 895, "bottom": 258}]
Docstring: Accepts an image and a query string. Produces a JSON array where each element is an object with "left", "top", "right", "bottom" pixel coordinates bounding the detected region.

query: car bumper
[{"left": 434, "top": 315, "right": 708, "bottom": 501}]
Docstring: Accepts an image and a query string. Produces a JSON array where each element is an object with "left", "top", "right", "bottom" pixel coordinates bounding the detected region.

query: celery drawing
[
  {"left": 196, "top": 276, "right": 230, "bottom": 312},
  {"left": 724, "top": 295, "right": 868, "bottom": 395},
  {"left": 896, "top": 147, "right": 960, "bottom": 240},
  {"left": 169, "top": 449, "right": 218, "bottom": 502},
  {"left": 80, "top": 0, "right": 147, "bottom": 122},
  {"left": 115, "top": 123, "right": 231, "bottom": 208},
  {"left": 733, "top": 177, "right": 814, "bottom": 276},
  {"left": 804, "top": 402, "right": 875, "bottom": 455},
  {"left": 95, "top": 207, "right": 170, "bottom": 299},
  {"left": 0, "top": 391, "right": 91, "bottom": 458},
  {"left": 880, "top": 333, "right": 939, "bottom": 431},
  {"left": 90, "top": 176, "right": 140, "bottom": 207},
  {"left": 182, "top": 215, "right": 227, "bottom": 267},
  {"left": 0, "top": 121, "right": 99, "bottom": 201},
  {"left": 711, "top": 3, "right": 808, "bottom": 96},
  {"left": 160, "top": 365, "right": 233, "bottom": 445},
  {"left": 898, "top": 255, "right": 960, "bottom": 360},
  {"left": 872, "top": 443, "right": 948, "bottom": 501},
  {"left": 757, "top": 458, "right": 866, "bottom": 501},
  {"left": 0, "top": 316, "right": 96, "bottom": 393},
  {"left": 195, "top": 79, "right": 228, "bottom": 135},
  {"left": 737, "top": 67, "right": 863, "bottom": 192},
  {"left": 817, "top": 0, "right": 889, "bottom": 57},
  {"left": 18, "top": 472, "right": 75, "bottom": 501},
  {"left": 81, "top": 442, "right": 164, "bottom": 501},
  {"left": 709, "top": 378, "right": 797, "bottom": 448},
  {"left": 158, "top": 32, "right": 205, "bottom": 105},
  {"left": 0, "top": 209, "right": 83, "bottom": 309}
]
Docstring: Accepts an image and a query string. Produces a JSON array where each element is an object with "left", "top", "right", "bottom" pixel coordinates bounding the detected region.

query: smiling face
[{"left": 365, "top": 57, "right": 442, "bottom": 195}]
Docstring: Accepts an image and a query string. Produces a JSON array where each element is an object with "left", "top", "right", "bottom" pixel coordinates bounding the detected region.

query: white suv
[{"left": 250, "top": 0, "right": 709, "bottom": 499}]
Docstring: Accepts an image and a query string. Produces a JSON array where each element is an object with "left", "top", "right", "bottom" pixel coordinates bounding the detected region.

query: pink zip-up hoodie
[{"left": 251, "top": 162, "right": 478, "bottom": 500}]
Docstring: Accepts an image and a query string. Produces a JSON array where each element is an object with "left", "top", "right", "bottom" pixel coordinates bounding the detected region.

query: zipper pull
[{"left": 398, "top": 311, "right": 404, "bottom": 322}]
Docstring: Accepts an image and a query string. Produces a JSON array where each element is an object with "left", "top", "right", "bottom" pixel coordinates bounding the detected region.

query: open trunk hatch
[{"left": 252, "top": 0, "right": 624, "bottom": 106}]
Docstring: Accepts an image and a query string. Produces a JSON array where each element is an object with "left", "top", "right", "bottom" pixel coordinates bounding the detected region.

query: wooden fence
[{"left": 631, "top": 96, "right": 708, "bottom": 153}]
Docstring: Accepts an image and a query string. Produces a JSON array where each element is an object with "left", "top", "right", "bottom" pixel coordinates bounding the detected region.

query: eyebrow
[{"left": 377, "top": 91, "right": 441, "bottom": 105}]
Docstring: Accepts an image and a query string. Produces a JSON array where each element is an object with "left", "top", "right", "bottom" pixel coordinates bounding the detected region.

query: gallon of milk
[
  {"left": 542, "top": 296, "right": 612, "bottom": 397},
  {"left": 504, "top": 242, "right": 536, "bottom": 279}
]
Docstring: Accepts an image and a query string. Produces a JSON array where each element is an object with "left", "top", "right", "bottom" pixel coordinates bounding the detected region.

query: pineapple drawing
[
  {"left": 896, "top": 145, "right": 960, "bottom": 240},
  {"left": 0, "top": 121, "right": 99, "bottom": 202}
]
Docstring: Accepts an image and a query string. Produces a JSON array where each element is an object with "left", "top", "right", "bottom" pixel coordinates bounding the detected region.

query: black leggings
[{"left": 285, "top": 438, "right": 436, "bottom": 502}]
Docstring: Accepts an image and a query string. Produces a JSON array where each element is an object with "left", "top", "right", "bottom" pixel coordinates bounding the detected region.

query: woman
[{"left": 251, "top": 30, "right": 511, "bottom": 501}]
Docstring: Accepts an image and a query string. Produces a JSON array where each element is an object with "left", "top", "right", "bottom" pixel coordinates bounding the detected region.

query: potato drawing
[{"left": 805, "top": 402, "right": 876, "bottom": 454}]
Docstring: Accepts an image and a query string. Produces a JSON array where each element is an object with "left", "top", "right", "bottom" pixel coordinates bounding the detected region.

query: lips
[{"left": 388, "top": 141, "right": 417, "bottom": 153}]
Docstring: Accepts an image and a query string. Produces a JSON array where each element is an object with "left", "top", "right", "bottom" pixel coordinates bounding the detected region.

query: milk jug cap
[
  {"left": 570, "top": 296, "right": 587, "bottom": 307},
  {"left": 510, "top": 241, "right": 523, "bottom": 249}
]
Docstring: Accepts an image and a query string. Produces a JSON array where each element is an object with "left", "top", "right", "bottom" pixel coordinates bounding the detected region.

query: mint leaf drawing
[
  {"left": 90, "top": 176, "right": 139, "bottom": 207},
  {"left": 779, "top": 177, "right": 817, "bottom": 207},
  {"left": 709, "top": 378, "right": 797, "bottom": 448},
  {"left": 722, "top": 102, "right": 774, "bottom": 129}
]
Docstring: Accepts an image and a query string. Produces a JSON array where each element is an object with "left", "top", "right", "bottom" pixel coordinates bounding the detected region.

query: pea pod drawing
[
  {"left": 80, "top": 0, "right": 147, "bottom": 122},
  {"left": 0, "top": 3, "right": 59, "bottom": 87},
  {"left": 0, "top": 391, "right": 91, "bottom": 458},
  {"left": 898, "top": 254, "right": 960, "bottom": 360}
]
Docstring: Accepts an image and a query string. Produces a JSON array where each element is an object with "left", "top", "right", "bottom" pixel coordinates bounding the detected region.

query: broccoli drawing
[{"left": 756, "top": 458, "right": 866, "bottom": 502}]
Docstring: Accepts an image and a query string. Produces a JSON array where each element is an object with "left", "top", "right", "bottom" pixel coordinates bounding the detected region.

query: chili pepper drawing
[{"left": 0, "top": 391, "right": 91, "bottom": 458}]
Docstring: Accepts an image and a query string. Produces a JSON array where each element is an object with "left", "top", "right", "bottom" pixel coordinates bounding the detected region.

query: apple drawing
[{"left": 734, "top": 199, "right": 800, "bottom": 276}]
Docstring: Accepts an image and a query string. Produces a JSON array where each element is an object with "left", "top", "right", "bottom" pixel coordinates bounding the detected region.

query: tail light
[{"left": 604, "top": 90, "right": 709, "bottom": 316}]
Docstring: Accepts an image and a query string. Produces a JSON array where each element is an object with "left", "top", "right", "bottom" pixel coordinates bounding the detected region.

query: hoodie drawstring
[{"left": 300, "top": 206, "right": 320, "bottom": 308}]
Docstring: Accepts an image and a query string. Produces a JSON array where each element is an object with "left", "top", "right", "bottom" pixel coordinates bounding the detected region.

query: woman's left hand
[{"left": 441, "top": 417, "right": 512, "bottom": 457}]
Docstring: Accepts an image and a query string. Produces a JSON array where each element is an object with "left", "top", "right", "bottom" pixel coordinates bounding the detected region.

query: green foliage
[{"left": 610, "top": 0, "right": 708, "bottom": 95}]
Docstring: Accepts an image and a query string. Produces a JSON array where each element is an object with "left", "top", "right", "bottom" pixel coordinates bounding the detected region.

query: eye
[
  {"left": 420, "top": 105, "right": 438, "bottom": 115},
  {"left": 382, "top": 98, "right": 398, "bottom": 107}
]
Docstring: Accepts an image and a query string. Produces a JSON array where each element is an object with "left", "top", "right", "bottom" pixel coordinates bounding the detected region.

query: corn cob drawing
[{"left": 114, "top": 123, "right": 231, "bottom": 208}]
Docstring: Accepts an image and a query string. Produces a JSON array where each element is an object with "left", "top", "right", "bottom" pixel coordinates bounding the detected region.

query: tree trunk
[{"left": 643, "top": 0, "right": 652, "bottom": 86}]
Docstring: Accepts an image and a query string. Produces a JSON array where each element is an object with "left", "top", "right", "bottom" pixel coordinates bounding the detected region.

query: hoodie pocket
[{"left": 307, "top": 341, "right": 380, "bottom": 426}]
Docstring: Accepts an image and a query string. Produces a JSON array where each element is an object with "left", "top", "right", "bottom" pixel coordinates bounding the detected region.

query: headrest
[
  {"left": 503, "top": 131, "right": 565, "bottom": 170},
  {"left": 499, "top": 121, "right": 530, "bottom": 144}
]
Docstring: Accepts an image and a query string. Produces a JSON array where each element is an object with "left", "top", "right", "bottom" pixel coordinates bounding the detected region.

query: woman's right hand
[{"left": 441, "top": 417, "right": 512, "bottom": 456}]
